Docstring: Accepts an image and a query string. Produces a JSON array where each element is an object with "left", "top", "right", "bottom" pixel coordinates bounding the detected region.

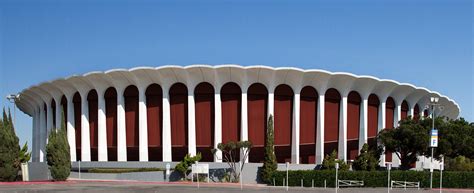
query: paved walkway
[{"left": 0, "top": 180, "right": 472, "bottom": 193}]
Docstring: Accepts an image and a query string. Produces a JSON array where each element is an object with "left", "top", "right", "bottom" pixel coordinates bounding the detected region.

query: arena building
[{"left": 15, "top": 65, "right": 460, "bottom": 167}]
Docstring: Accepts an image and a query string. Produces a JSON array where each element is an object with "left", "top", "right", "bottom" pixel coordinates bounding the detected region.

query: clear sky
[{"left": 1, "top": 0, "right": 472, "bottom": 147}]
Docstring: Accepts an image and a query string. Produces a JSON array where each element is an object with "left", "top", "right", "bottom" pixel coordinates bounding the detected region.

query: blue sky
[{"left": 1, "top": 0, "right": 472, "bottom": 147}]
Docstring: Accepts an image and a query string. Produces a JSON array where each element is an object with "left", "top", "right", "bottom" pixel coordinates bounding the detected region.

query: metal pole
[
  {"left": 440, "top": 156, "right": 444, "bottom": 193},
  {"left": 387, "top": 165, "right": 390, "bottom": 193},
  {"left": 286, "top": 162, "right": 289, "bottom": 191},
  {"left": 430, "top": 105, "right": 435, "bottom": 189},
  {"left": 335, "top": 162, "right": 339, "bottom": 193},
  {"left": 240, "top": 161, "right": 243, "bottom": 190},
  {"left": 78, "top": 161, "right": 81, "bottom": 179}
]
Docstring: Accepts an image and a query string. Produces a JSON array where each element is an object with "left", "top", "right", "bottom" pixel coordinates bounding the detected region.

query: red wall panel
[
  {"left": 61, "top": 96, "right": 67, "bottom": 128},
  {"left": 73, "top": 93, "right": 82, "bottom": 161},
  {"left": 414, "top": 104, "right": 420, "bottom": 120},
  {"left": 88, "top": 90, "right": 98, "bottom": 161},
  {"left": 347, "top": 92, "right": 361, "bottom": 161},
  {"left": 221, "top": 83, "right": 241, "bottom": 144},
  {"left": 324, "top": 89, "right": 340, "bottom": 156},
  {"left": 401, "top": 101, "right": 409, "bottom": 120},
  {"left": 51, "top": 100, "right": 56, "bottom": 128},
  {"left": 170, "top": 83, "right": 188, "bottom": 161},
  {"left": 194, "top": 83, "right": 214, "bottom": 162},
  {"left": 274, "top": 84, "right": 293, "bottom": 163},
  {"left": 105, "top": 88, "right": 117, "bottom": 161},
  {"left": 125, "top": 86, "right": 139, "bottom": 161},
  {"left": 247, "top": 83, "right": 268, "bottom": 163},
  {"left": 385, "top": 97, "right": 395, "bottom": 162},
  {"left": 299, "top": 86, "right": 317, "bottom": 164},
  {"left": 368, "top": 94, "right": 379, "bottom": 148},
  {"left": 146, "top": 84, "right": 162, "bottom": 161}
]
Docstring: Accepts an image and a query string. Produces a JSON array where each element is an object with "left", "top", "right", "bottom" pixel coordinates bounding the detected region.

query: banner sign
[{"left": 430, "top": 129, "right": 438, "bottom": 147}]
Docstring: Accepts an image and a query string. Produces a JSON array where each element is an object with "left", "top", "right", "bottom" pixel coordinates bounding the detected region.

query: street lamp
[
  {"left": 6, "top": 94, "right": 20, "bottom": 129},
  {"left": 425, "top": 96, "right": 443, "bottom": 189}
]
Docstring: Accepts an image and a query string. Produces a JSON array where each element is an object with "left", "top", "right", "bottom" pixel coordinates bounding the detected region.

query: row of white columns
[{"left": 31, "top": 89, "right": 415, "bottom": 165}]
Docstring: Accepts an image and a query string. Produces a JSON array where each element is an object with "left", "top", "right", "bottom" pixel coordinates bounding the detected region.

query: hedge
[{"left": 271, "top": 170, "right": 474, "bottom": 188}]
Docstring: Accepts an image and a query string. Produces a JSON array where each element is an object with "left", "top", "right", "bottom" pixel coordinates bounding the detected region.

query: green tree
[
  {"left": 19, "top": 142, "right": 31, "bottom": 163},
  {"left": 260, "top": 114, "right": 277, "bottom": 183},
  {"left": 46, "top": 111, "right": 71, "bottom": 181},
  {"left": 174, "top": 153, "right": 202, "bottom": 180},
  {"left": 0, "top": 108, "right": 20, "bottom": 181},
  {"left": 321, "top": 150, "right": 349, "bottom": 171},
  {"left": 353, "top": 143, "right": 381, "bottom": 171},
  {"left": 212, "top": 141, "right": 252, "bottom": 182},
  {"left": 436, "top": 118, "right": 474, "bottom": 159},
  {"left": 378, "top": 117, "right": 430, "bottom": 170},
  {"left": 444, "top": 155, "right": 474, "bottom": 171}
]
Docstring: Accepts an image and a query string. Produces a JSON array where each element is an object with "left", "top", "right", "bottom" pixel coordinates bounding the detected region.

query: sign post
[
  {"left": 386, "top": 162, "right": 392, "bottom": 193},
  {"left": 440, "top": 156, "right": 444, "bottom": 193},
  {"left": 192, "top": 162, "right": 209, "bottom": 189},
  {"left": 335, "top": 162, "right": 339, "bottom": 193},
  {"left": 430, "top": 129, "right": 438, "bottom": 189},
  {"left": 286, "top": 162, "right": 289, "bottom": 191}
]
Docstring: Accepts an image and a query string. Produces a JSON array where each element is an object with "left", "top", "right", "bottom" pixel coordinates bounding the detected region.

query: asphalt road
[{"left": 0, "top": 181, "right": 471, "bottom": 193}]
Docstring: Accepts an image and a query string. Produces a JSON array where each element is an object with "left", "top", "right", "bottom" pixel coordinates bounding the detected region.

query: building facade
[{"left": 15, "top": 65, "right": 460, "bottom": 166}]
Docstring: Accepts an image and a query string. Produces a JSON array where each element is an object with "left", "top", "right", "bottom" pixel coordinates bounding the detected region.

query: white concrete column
[
  {"left": 359, "top": 98, "right": 368, "bottom": 151},
  {"left": 395, "top": 104, "right": 401, "bottom": 127},
  {"left": 67, "top": 97, "right": 77, "bottom": 162},
  {"left": 421, "top": 109, "right": 426, "bottom": 118},
  {"left": 267, "top": 92, "right": 274, "bottom": 119},
  {"left": 138, "top": 87, "right": 149, "bottom": 161},
  {"left": 81, "top": 95, "right": 91, "bottom": 161},
  {"left": 187, "top": 89, "right": 196, "bottom": 156},
  {"left": 46, "top": 102, "right": 53, "bottom": 141},
  {"left": 291, "top": 92, "right": 300, "bottom": 164},
  {"left": 55, "top": 99, "right": 62, "bottom": 130},
  {"left": 316, "top": 94, "right": 325, "bottom": 164},
  {"left": 214, "top": 92, "right": 222, "bottom": 162},
  {"left": 39, "top": 106, "right": 46, "bottom": 162},
  {"left": 378, "top": 101, "right": 386, "bottom": 167},
  {"left": 241, "top": 92, "right": 249, "bottom": 163},
  {"left": 117, "top": 89, "right": 127, "bottom": 161},
  {"left": 162, "top": 88, "right": 172, "bottom": 162},
  {"left": 97, "top": 91, "right": 108, "bottom": 161},
  {"left": 338, "top": 96, "right": 348, "bottom": 161},
  {"left": 409, "top": 106, "right": 415, "bottom": 118},
  {"left": 31, "top": 109, "right": 38, "bottom": 162}
]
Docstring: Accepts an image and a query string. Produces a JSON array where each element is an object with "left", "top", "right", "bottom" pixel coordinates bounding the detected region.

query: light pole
[
  {"left": 426, "top": 96, "right": 443, "bottom": 189},
  {"left": 6, "top": 94, "right": 20, "bottom": 129},
  {"left": 335, "top": 161, "right": 339, "bottom": 193}
]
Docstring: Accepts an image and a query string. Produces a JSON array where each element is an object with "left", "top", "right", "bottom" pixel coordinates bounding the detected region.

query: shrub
[
  {"left": 445, "top": 156, "right": 474, "bottom": 171},
  {"left": 174, "top": 153, "right": 202, "bottom": 180},
  {"left": 260, "top": 115, "right": 277, "bottom": 183},
  {"left": 270, "top": 170, "right": 474, "bottom": 188},
  {"left": 321, "top": 150, "right": 349, "bottom": 171},
  {"left": 0, "top": 109, "right": 20, "bottom": 182},
  {"left": 46, "top": 112, "right": 71, "bottom": 181},
  {"left": 353, "top": 143, "right": 381, "bottom": 171}
]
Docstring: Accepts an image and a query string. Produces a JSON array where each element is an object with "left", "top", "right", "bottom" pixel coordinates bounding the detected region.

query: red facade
[
  {"left": 299, "top": 86, "right": 318, "bottom": 164},
  {"left": 401, "top": 100, "right": 409, "bottom": 120},
  {"left": 221, "top": 83, "right": 241, "bottom": 161},
  {"left": 194, "top": 83, "right": 215, "bottom": 162},
  {"left": 385, "top": 97, "right": 395, "bottom": 162},
  {"left": 170, "top": 83, "right": 188, "bottom": 161},
  {"left": 274, "top": 84, "right": 293, "bottom": 163},
  {"left": 324, "top": 88, "right": 340, "bottom": 156},
  {"left": 247, "top": 83, "right": 268, "bottom": 163},
  {"left": 347, "top": 91, "right": 361, "bottom": 160},
  {"left": 105, "top": 87, "right": 118, "bottom": 161},
  {"left": 73, "top": 92, "right": 82, "bottom": 161},
  {"left": 367, "top": 94, "right": 379, "bottom": 148},
  {"left": 146, "top": 84, "right": 163, "bottom": 161},
  {"left": 124, "top": 85, "right": 139, "bottom": 161},
  {"left": 88, "top": 90, "right": 99, "bottom": 161}
]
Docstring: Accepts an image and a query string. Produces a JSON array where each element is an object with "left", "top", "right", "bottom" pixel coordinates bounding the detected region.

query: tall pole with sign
[{"left": 428, "top": 96, "right": 441, "bottom": 190}]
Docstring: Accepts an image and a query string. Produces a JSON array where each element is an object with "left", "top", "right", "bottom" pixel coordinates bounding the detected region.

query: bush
[
  {"left": 445, "top": 156, "right": 474, "bottom": 171},
  {"left": 321, "top": 150, "right": 349, "bottom": 171},
  {"left": 260, "top": 115, "right": 277, "bottom": 183},
  {"left": 174, "top": 153, "right": 202, "bottom": 180},
  {"left": 46, "top": 112, "right": 71, "bottom": 181},
  {"left": 0, "top": 109, "right": 20, "bottom": 182},
  {"left": 270, "top": 170, "right": 474, "bottom": 188},
  {"left": 353, "top": 143, "right": 381, "bottom": 171}
]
